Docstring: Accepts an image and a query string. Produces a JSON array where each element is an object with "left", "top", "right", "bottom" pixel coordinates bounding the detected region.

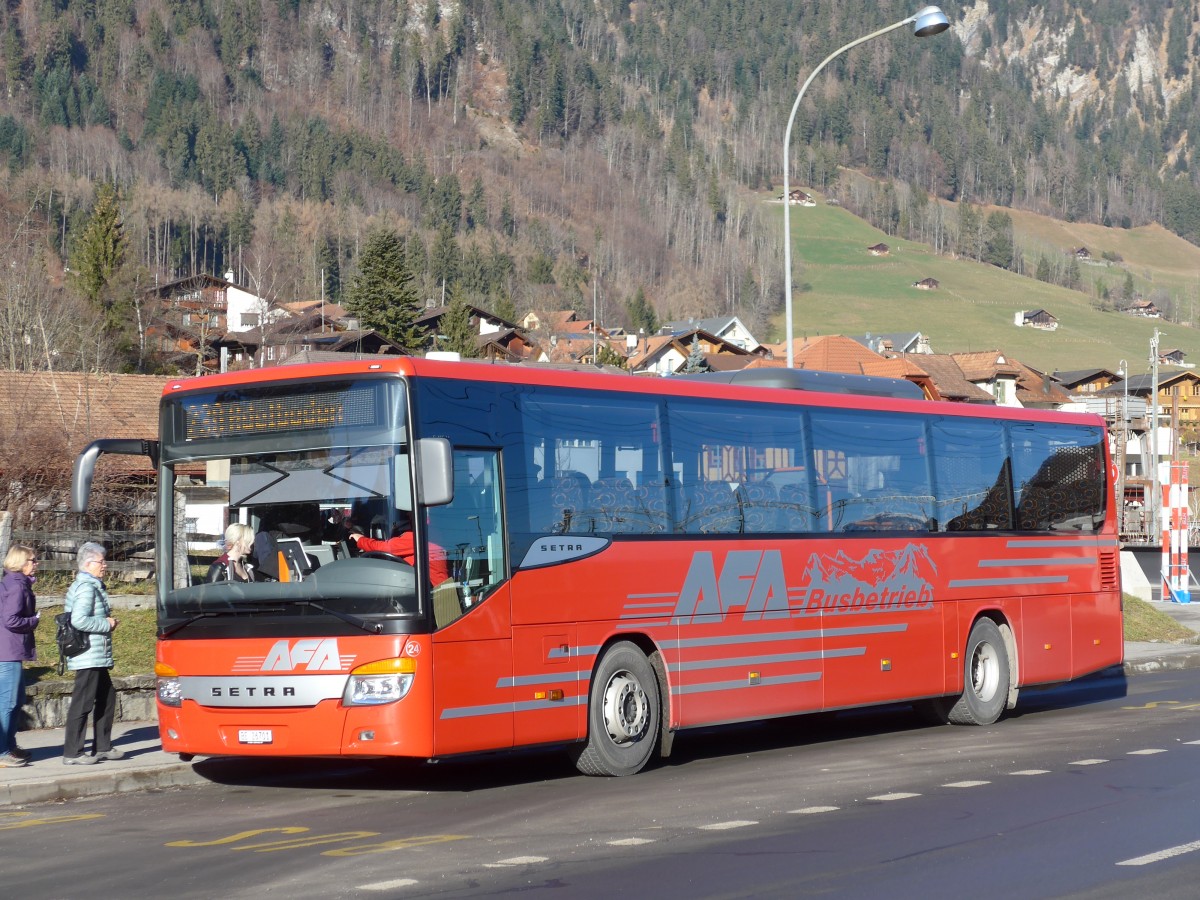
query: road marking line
[
  {"left": 359, "top": 879, "right": 419, "bottom": 891},
  {"left": 1118, "top": 839, "right": 1200, "bottom": 867},
  {"left": 1128, "top": 749, "right": 1167, "bottom": 755},
  {"left": 700, "top": 821, "right": 758, "bottom": 830},
  {"left": 485, "top": 856, "right": 548, "bottom": 867},
  {"left": 789, "top": 806, "right": 840, "bottom": 814},
  {"left": 1185, "top": 740, "right": 1200, "bottom": 745},
  {"left": 943, "top": 780, "right": 990, "bottom": 788},
  {"left": 867, "top": 792, "right": 921, "bottom": 801},
  {"left": 608, "top": 838, "right": 654, "bottom": 846},
  {"left": 1010, "top": 770, "right": 1050, "bottom": 775},
  {"left": 1068, "top": 759, "right": 1108, "bottom": 766}
]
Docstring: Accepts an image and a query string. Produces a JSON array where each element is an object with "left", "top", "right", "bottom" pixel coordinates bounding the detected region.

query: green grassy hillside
[{"left": 772, "top": 194, "right": 1200, "bottom": 376}]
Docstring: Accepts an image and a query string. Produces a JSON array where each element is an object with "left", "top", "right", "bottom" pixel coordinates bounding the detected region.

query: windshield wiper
[
  {"left": 161, "top": 606, "right": 286, "bottom": 637},
  {"left": 280, "top": 599, "right": 383, "bottom": 634}
]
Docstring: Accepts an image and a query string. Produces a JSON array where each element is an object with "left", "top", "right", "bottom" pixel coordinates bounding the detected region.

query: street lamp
[
  {"left": 1118, "top": 359, "right": 1127, "bottom": 535},
  {"left": 782, "top": 6, "right": 951, "bottom": 368}
]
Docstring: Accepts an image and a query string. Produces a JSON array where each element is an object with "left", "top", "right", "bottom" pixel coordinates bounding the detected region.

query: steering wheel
[{"left": 359, "top": 551, "right": 415, "bottom": 569}]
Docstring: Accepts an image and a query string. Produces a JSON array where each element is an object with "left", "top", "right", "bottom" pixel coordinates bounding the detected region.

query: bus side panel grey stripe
[
  {"left": 977, "top": 557, "right": 1094, "bottom": 567},
  {"left": 672, "top": 672, "right": 822, "bottom": 695},
  {"left": 441, "top": 695, "right": 587, "bottom": 720},
  {"left": 673, "top": 646, "right": 865, "bottom": 671},
  {"left": 949, "top": 575, "right": 1069, "bottom": 588}
]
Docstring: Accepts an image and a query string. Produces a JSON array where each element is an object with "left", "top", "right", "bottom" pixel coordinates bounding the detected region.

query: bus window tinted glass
[
  {"left": 1011, "top": 424, "right": 1106, "bottom": 531},
  {"left": 808, "top": 409, "right": 934, "bottom": 533},
  {"left": 518, "top": 393, "right": 666, "bottom": 536},
  {"left": 931, "top": 418, "right": 1013, "bottom": 531},
  {"left": 666, "top": 400, "right": 807, "bottom": 534}
]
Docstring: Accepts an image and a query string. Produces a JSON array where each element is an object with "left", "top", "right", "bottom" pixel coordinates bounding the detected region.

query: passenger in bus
[
  {"left": 206, "top": 523, "right": 256, "bottom": 583},
  {"left": 348, "top": 512, "right": 451, "bottom": 585}
]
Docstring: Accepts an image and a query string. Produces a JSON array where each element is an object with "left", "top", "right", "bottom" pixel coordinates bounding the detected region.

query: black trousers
[{"left": 63, "top": 667, "right": 116, "bottom": 758}]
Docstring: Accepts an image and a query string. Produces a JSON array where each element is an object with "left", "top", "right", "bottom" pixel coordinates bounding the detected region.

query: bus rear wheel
[
  {"left": 571, "top": 642, "right": 661, "bottom": 777},
  {"left": 944, "top": 618, "right": 1009, "bottom": 726}
]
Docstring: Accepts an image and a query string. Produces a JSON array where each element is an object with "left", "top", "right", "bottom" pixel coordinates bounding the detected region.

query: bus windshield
[{"left": 158, "top": 378, "right": 428, "bottom": 624}]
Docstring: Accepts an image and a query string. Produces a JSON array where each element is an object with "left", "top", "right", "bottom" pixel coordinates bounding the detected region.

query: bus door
[{"left": 428, "top": 449, "right": 517, "bottom": 755}]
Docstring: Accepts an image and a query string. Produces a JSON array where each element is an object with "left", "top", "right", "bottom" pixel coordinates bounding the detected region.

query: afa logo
[
  {"left": 670, "top": 545, "right": 937, "bottom": 623},
  {"left": 260, "top": 638, "right": 349, "bottom": 672}
]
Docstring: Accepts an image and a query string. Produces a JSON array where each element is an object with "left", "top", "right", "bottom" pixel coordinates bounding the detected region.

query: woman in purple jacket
[{"left": 0, "top": 544, "right": 40, "bottom": 768}]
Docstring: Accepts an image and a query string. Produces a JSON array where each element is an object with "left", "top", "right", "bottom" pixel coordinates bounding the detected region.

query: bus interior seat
[
  {"left": 590, "top": 476, "right": 636, "bottom": 532},
  {"left": 549, "top": 471, "right": 591, "bottom": 533},
  {"left": 738, "top": 481, "right": 781, "bottom": 533},
  {"left": 680, "top": 481, "right": 743, "bottom": 534}
]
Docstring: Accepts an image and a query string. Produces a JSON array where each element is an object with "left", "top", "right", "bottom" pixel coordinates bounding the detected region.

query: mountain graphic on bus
[{"left": 798, "top": 544, "right": 937, "bottom": 616}]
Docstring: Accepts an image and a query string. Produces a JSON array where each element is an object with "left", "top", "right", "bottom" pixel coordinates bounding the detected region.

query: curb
[
  {"left": 0, "top": 761, "right": 208, "bottom": 807},
  {"left": 1123, "top": 651, "right": 1200, "bottom": 675}
]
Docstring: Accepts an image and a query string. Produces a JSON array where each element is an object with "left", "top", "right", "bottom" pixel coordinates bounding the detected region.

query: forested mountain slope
[{"left": 0, "top": 0, "right": 1197, "bottom": 372}]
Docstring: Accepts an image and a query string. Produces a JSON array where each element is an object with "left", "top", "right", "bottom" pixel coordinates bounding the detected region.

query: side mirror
[{"left": 418, "top": 438, "right": 454, "bottom": 506}]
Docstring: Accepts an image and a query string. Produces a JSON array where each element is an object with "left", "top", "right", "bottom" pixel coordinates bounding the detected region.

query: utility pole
[{"left": 1150, "top": 328, "right": 1161, "bottom": 545}]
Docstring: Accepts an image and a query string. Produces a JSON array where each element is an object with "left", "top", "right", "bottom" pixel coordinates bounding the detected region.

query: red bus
[{"left": 72, "top": 358, "right": 1122, "bottom": 776}]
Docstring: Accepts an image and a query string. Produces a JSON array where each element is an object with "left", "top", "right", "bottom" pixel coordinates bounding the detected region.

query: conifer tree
[
  {"left": 441, "top": 287, "right": 478, "bottom": 358},
  {"left": 683, "top": 335, "right": 707, "bottom": 373},
  {"left": 72, "top": 183, "right": 126, "bottom": 307},
  {"left": 344, "top": 227, "right": 427, "bottom": 350}
]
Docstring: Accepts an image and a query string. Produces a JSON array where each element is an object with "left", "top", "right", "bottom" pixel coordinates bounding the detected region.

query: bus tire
[
  {"left": 946, "top": 618, "right": 1009, "bottom": 726},
  {"left": 571, "top": 642, "right": 661, "bottom": 777}
]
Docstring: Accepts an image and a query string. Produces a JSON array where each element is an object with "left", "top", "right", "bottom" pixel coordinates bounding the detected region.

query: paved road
[{"left": 8, "top": 665, "right": 1200, "bottom": 898}]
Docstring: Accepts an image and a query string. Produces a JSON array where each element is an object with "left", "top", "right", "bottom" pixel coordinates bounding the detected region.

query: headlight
[
  {"left": 343, "top": 658, "right": 416, "bottom": 706},
  {"left": 156, "top": 662, "right": 182, "bottom": 707}
]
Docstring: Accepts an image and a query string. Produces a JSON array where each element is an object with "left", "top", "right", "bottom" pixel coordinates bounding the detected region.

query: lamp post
[
  {"left": 782, "top": 6, "right": 950, "bottom": 368},
  {"left": 1149, "top": 329, "right": 1162, "bottom": 543},
  {"left": 1118, "top": 359, "right": 1127, "bottom": 536}
]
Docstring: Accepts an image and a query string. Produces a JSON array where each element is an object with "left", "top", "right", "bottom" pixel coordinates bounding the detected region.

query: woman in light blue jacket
[{"left": 62, "top": 543, "right": 122, "bottom": 765}]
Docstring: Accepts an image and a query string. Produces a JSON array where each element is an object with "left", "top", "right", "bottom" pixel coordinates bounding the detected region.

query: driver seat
[{"left": 433, "top": 579, "right": 465, "bottom": 629}]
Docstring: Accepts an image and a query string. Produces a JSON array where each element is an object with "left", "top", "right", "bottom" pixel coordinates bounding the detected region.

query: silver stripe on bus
[
  {"left": 976, "top": 557, "right": 1095, "bottom": 567},
  {"left": 626, "top": 591, "right": 678, "bottom": 600},
  {"left": 440, "top": 695, "right": 587, "bottom": 720},
  {"left": 662, "top": 622, "right": 908, "bottom": 650},
  {"left": 671, "top": 647, "right": 865, "bottom": 671},
  {"left": 496, "top": 671, "right": 591, "bottom": 688},
  {"left": 547, "top": 644, "right": 601, "bottom": 660},
  {"left": 1005, "top": 538, "right": 1116, "bottom": 547},
  {"left": 623, "top": 602, "right": 678, "bottom": 609},
  {"left": 949, "top": 575, "right": 1069, "bottom": 588},
  {"left": 672, "top": 672, "right": 821, "bottom": 694}
]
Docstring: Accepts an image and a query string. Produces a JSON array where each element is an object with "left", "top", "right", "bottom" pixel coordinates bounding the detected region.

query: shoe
[
  {"left": 8, "top": 745, "right": 31, "bottom": 761},
  {"left": 62, "top": 755, "right": 99, "bottom": 766},
  {"left": 0, "top": 753, "right": 28, "bottom": 768},
  {"left": 96, "top": 748, "right": 125, "bottom": 761}
]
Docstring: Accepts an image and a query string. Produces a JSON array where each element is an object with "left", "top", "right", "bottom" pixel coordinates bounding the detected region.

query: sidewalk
[{"left": 5, "top": 599, "right": 1200, "bottom": 807}]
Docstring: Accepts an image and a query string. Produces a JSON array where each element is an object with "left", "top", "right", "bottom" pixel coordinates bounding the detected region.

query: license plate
[{"left": 238, "top": 729, "right": 273, "bottom": 744}]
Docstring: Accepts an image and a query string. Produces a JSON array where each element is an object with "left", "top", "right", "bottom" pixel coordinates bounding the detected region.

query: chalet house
[
  {"left": 780, "top": 188, "right": 817, "bottom": 206},
  {"left": 661, "top": 315, "right": 760, "bottom": 351},
  {"left": 1071, "top": 247, "right": 1091, "bottom": 260},
  {"left": 142, "top": 273, "right": 277, "bottom": 372},
  {"left": 522, "top": 310, "right": 596, "bottom": 337},
  {"left": 1124, "top": 300, "right": 1161, "bottom": 318},
  {"left": 415, "top": 302, "right": 537, "bottom": 361},
  {"left": 774, "top": 335, "right": 938, "bottom": 399},
  {"left": 1052, "top": 368, "right": 1123, "bottom": 395},
  {"left": 899, "top": 353, "right": 993, "bottom": 403},
  {"left": 913, "top": 277, "right": 940, "bottom": 290},
  {"left": 854, "top": 332, "right": 932, "bottom": 355},
  {"left": 1011, "top": 363, "right": 1073, "bottom": 409},
  {"left": 1014, "top": 309, "right": 1059, "bottom": 331},
  {"left": 0, "top": 371, "right": 172, "bottom": 551},
  {"left": 867, "top": 243, "right": 890, "bottom": 256},
  {"left": 1100, "top": 370, "right": 1200, "bottom": 444},
  {"left": 951, "top": 350, "right": 1025, "bottom": 407},
  {"left": 1159, "top": 348, "right": 1189, "bottom": 367},
  {"left": 625, "top": 329, "right": 751, "bottom": 376}
]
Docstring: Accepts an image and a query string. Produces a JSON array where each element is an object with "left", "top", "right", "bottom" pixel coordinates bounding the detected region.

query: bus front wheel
[{"left": 571, "top": 642, "right": 661, "bottom": 777}]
